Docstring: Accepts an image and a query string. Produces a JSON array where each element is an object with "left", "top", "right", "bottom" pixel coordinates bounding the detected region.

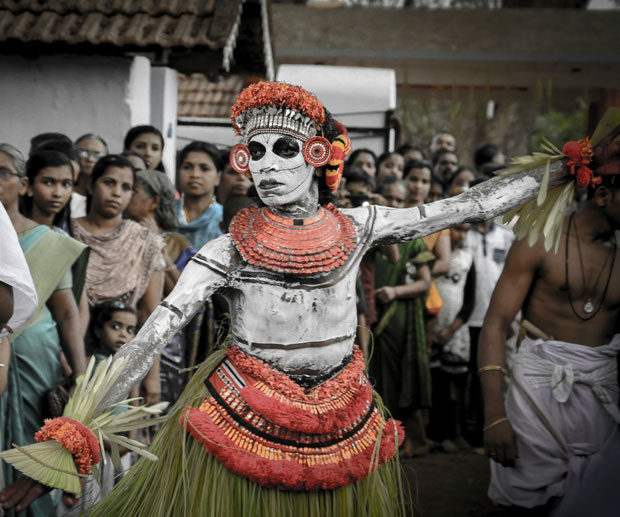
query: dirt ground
[{"left": 401, "top": 449, "right": 510, "bottom": 517}]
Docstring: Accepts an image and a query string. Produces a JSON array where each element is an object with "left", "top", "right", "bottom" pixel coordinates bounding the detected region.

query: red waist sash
[{"left": 180, "top": 346, "right": 403, "bottom": 491}]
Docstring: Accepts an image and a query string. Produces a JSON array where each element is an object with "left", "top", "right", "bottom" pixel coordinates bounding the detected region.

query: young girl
[
  {"left": 22, "top": 150, "right": 74, "bottom": 229},
  {"left": 427, "top": 173, "right": 446, "bottom": 204},
  {"left": 123, "top": 125, "right": 165, "bottom": 172},
  {"left": 57, "top": 301, "right": 140, "bottom": 513},
  {"left": 175, "top": 141, "right": 223, "bottom": 249},
  {"left": 71, "top": 154, "right": 165, "bottom": 405},
  {"left": 371, "top": 178, "right": 433, "bottom": 457}
]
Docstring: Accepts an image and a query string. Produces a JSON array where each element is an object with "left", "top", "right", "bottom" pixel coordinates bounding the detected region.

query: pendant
[{"left": 583, "top": 298, "right": 594, "bottom": 314}]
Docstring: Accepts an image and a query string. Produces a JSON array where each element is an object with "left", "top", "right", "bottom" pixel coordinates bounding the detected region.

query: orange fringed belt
[{"left": 180, "top": 346, "right": 403, "bottom": 491}]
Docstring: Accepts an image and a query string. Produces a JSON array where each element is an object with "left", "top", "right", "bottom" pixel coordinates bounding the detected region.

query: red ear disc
[
  {"left": 303, "top": 136, "right": 332, "bottom": 167},
  {"left": 231, "top": 144, "right": 250, "bottom": 174}
]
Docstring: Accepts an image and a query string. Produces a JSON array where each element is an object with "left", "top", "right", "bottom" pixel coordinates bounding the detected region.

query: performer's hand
[
  {"left": 375, "top": 286, "right": 397, "bottom": 304},
  {"left": 0, "top": 475, "right": 50, "bottom": 512},
  {"left": 484, "top": 417, "right": 519, "bottom": 468}
]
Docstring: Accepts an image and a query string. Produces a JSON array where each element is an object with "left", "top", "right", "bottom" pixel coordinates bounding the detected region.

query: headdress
[
  {"left": 500, "top": 107, "right": 620, "bottom": 252},
  {"left": 229, "top": 82, "right": 351, "bottom": 192}
]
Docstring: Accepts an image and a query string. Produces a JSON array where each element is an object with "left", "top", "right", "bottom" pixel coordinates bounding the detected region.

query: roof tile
[{"left": 177, "top": 72, "right": 243, "bottom": 118}]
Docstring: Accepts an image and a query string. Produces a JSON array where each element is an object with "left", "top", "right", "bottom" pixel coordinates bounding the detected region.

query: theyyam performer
[{"left": 1, "top": 83, "right": 615, "bottom": 516}]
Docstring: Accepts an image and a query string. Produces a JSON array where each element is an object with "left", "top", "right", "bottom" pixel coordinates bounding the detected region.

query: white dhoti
[{"left": 489, "top": 334, "right": 620, "bottom": 513}]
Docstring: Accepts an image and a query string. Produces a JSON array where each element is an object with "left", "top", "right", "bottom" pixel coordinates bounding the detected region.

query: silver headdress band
[{"left": 235, "top": 106, "right": 319, "bottom": 143}]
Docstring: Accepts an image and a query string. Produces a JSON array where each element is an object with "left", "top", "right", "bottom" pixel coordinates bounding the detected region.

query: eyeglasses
[
  {"left": 0, "top": 167, "right": 23, "bottom": 181},
  {"left": 77, "top": 149, "right": 105, "bottom": 160}
]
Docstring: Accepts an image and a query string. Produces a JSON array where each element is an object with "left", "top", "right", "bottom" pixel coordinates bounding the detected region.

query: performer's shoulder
[
  {"left": 190, "top": 234, "right": 242, "bottom": 275},
  {"left": 339, "top": 204, "right": 377, "bottom": 237}
]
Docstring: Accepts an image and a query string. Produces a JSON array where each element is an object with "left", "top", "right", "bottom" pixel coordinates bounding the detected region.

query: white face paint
[{"left": 248, "top": 133, "right": 315, "bottom": 208}]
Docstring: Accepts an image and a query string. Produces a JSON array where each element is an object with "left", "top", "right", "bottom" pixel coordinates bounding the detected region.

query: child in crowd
[
  {"left": 396, "top": 143, "right": 425, "bottom": 162},
  {"left": 427, "top": 223, "right": 476, "bottom": 453},
  {"left": 175, "top": 141, "right": 223, "bottom": 249},
  {"left": 346, "top": 148, "right": 377, "bottom": 180},
  {"left": 376, "top": 151, "right": 405, "bottom": 180},
  {"left": 57, "top": 301, "right": 140, "bottom": 515},
  {"left": 123, "top": 125, "right": 165, "bottom": 173},
  {"left": 371, "top": 178, "right": 433, "bottom": 457},
  {"left": 73, "top": 134, "right": 109, "bottom": 218}
]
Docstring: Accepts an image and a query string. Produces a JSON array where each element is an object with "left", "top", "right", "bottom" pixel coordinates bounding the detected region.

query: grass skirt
[{"left": 88, "top": 348, "right": 407, "bottom": 517}]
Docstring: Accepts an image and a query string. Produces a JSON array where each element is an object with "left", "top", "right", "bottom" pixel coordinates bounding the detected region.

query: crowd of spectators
[{"left": 0, "top": 125, "right": 514, "bottom": 512}]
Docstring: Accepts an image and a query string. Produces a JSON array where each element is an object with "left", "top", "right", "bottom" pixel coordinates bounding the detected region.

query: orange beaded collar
[{"left": 229, "top": 204, "right": 357, "bottom": 274}]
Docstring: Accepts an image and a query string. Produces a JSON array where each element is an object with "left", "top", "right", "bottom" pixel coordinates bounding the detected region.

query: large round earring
[
  {"left": 230, "top": 144, "right": 250, "bottom": 174},
  {"left": 303, "top": 136, "right": 331, "bottom": 167}
]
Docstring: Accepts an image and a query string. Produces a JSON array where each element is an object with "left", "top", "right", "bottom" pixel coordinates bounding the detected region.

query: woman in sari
[
  {"left": 0, "top": 143, "right": 88, "bottom": 516},
  {"left": 371, "top": 178, "right": 434, "bottom": 457}
]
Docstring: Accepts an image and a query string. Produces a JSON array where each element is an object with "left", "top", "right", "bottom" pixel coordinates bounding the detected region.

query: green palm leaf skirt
[{"left": 87, "top": 348, "right": 407, "bottom": 517}]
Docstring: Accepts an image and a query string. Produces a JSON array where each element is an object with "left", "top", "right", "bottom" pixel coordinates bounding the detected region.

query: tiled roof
[
  {"left": 0, "top": 0, "right": 239, "bottom": 48},
  {"left": 178, "top": 73, "right": 244, "bottom": 118}
]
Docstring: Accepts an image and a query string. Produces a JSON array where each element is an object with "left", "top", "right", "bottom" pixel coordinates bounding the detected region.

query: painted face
[
  {"left": 28, "top": 165, "right": 73, "bottom": 218},
  {"left": 96, "top": 310, "right": 137, "bottom": 354},
  {"left": 248, "top": 133, "right": 314, "bottom": 207},
  {"left": 0, "top": 151, "right": 26, "bottom": 211},
  {"left": 377, "top": 154, "right": 404, "bottom": 181},
  {"left": 178, "top": 151, "right": 221, "bottom": 199},
  {"left": 406, "top": 167, "right": 431, "bottom": 206},
  {"left": 128, "top": 133, "right": 163, "bottom": 170},
  {"left": 450, "top": 223, "right": 471, "bottom": 249},
  {"left": 352, "top": 152, "right": 376, "bottom": 178},
  {"left": 76, "top": 138, "right": 107, "bottom": 176},
  {"left": 217, "top": 163, "right": 251, "bottom": 204},
  {"left": 91, "top": 166, "right": 134, "bottom": 219},
  {"left": 431, "top": 133, "right": 456, "bottom": 154},
  {"left": 448, "top": 169, "right": 475, "bottom": 196},
  {"left": 382, "top": 182, "right": 407, "bottom": 209}
]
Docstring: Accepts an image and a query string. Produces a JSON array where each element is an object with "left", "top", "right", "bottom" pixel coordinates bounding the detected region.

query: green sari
[
  {"left": 370, "top": 240, "right": 434, "bottom": 417},
  {"left": 0, "top": 225, "right": 87, "bottom": 517}
]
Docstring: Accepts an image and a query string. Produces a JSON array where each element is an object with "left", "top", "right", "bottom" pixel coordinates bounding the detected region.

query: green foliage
[{"left": 530, "top": 108, "right": 586, "bottom": 153}]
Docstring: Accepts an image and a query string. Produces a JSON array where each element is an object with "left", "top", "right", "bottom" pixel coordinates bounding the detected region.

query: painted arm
[
  {"left": 478, "top": 237, "right": 543, "bottom": 467},
  {"left": 370, "top": 163, "right": 567, "bottom": 246},
  {"left": 98, "top": 238, "right": 230, "bottom": 410},
  {"left": 138, "top": 269, "right": 165, "bottom": 406}
]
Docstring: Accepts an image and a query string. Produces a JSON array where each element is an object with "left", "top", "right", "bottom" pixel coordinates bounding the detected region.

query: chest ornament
[{"left": 229, "top": 204, "right": 357, "bottom": 274}]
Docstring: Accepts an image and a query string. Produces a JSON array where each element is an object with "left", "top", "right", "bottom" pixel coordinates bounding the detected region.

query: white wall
[
  {"left": 150, "top": 67, "right": 178, "bottom": 181},
  {"left": 0, "top": 54, "right": 151, "bottom": 157}
]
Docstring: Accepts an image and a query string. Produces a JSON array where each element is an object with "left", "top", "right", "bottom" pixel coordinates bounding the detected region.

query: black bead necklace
[{"left": 564, "top": 212, "right": 616, "bottom": 321}]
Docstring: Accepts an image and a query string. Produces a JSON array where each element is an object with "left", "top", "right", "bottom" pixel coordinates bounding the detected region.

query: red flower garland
[
  {"left": 562, "top": 137, "right": 600, "bottom": 190},
  {"left": 231, "top": 82, "right": 325, "bottom": 135},
  {"left": 35, "top": 417, "right": 101, "bottom": 474}
]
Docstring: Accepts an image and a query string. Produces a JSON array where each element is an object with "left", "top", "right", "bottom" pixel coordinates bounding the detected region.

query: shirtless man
[{"left": 479, "top": 140, "right": 620, "bottom": 512}]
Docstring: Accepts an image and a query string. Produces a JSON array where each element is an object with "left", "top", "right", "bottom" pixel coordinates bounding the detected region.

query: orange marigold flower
[
  {"left": 562, "top": 137, "right": 597, "bottom": 190},
  {"left": 35, "top": 417, "right": 100, "bottom": 474}
]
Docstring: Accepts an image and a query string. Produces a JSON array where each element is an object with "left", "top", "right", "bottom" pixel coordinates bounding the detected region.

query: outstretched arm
[
  {"left": 98, "top": 237, "right": 231, "bottom": 410},
  {"left": 370, "top": 162, "right": 567, "bottom": 246}
]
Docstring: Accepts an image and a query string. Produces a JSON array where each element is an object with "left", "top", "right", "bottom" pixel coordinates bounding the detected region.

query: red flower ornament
[{"left": 562, "top": 137, "right": 600, "bottom": 190}]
